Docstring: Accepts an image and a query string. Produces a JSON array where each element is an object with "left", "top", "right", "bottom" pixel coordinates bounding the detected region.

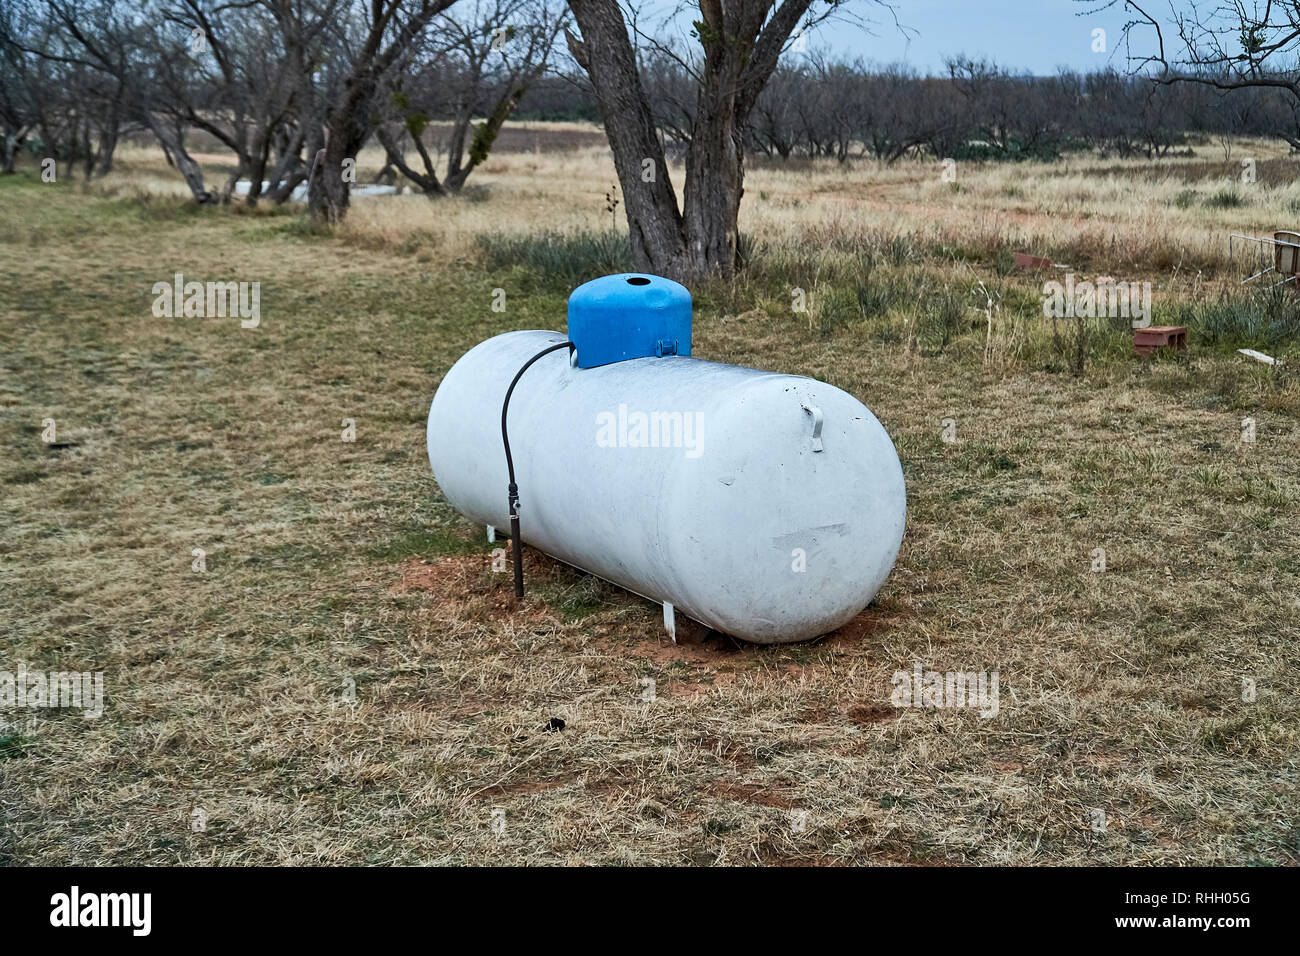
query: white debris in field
[
  {"left": 1238, "top": 348, "right": 1277, "bottom": 366},
  {"left": 233, "top": 180, "right": 307, "bottom": 201},
  {"left": 231, "top": 181, "right": 398, "bottom": 202}
]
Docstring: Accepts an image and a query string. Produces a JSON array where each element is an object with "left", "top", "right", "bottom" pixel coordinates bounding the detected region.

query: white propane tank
[{"left": 426, "top": 276, "right": 906, "bottom": 645}]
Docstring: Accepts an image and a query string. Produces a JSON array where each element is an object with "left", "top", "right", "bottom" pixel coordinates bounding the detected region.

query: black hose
[{"left": 501, "top": 340, "right": 575, "bottom": 599}]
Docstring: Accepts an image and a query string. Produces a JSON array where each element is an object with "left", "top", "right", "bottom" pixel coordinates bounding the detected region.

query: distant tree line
[
  {"left": 0, "top": 0, "right": 566, "bottom": 217},
  {"left": 4, "top": 0, "right": 1299, "bottom": 281},
  {"left": 513, "top": 54, "right": 1300, "bottom": 163}
]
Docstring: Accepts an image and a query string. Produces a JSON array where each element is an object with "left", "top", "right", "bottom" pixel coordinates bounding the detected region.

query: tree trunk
[
  {"left": 244, "top": 132, "right": 270, "bottom": 205},
  {"left": 307, "top": 1, "right": 456, "bottom": 223},
  {"left": 219, "top": 161, "right": 245, "bottom": 204},
  {"left": 146, "top": 116, "right": 213, "bottom": 203},
  {"left": 80, "top": 119, "right": 95, "bottom": 180},
  {"left": 93, "top": 86, "right": 124, "bottom": 178},
  {"left": 566, "top": 2, "right": 688, "bottom": 278},
  {"left": 265, "top": 127, "right": 307, "bottom": 204},
  {"left": 446, "top": 86, "right": 527, "bottom": 191},
  {"left": 568, "top": 0, "right": 812, "bottom": 282},
  {"left": 682, "top": 38, "right": 745, "bottom": 280},
  {"left": 375, "top": 126, "right": 448, "bottom": 195},
  {"left": 93, "top": 125, "right": 118, "bottom": 178},
  {"left": 444, "top": 86, "right": 475, "bottom": 187},
  {"left": 1, "top": 124, "right": 31, "bottom": 174},
  {"left": 309, "top": 131, "right": 354, "bottom": 222}
]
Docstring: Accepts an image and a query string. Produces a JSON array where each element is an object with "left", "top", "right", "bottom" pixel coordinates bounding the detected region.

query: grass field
[{"left": 2, "top": 126, "right": 1298, "bottom": 864}]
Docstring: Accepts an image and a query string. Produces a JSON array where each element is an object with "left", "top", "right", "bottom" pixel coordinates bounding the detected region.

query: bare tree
[
  {"left": 1086, "top": 0, "right": 1300, "bottom": 148},
  {"left": 872, "top": 67, "right": 963, "bottom": 162},
  {"left": 309, "top": 0, "right": 458, "bottom": 222},
  {"left": 947, "top": 57, "right": 1069, "bottom": 160},
  {"left": 0, "top": 2, "right": 43, "bottom": 174},
  {"left": 565, "top": 1, "right": 878, "bottom": 281},
  {"left": 256, "top": 0, "right": 349, "bottom": 205},
  {"left": 156, "top": 2, "right": 302, "bottom": 204},
  {"left": 376, "top": 0, "right": 567, "bottom": 195},
  {"left": 747, "top": 64, "right": 800, "bottom": 158},
  {"left": 11, "top": 1, "right": 216, "bottom": 198},
  {"left": 1, "top": 0, "right": 135, "bottom": 179}
]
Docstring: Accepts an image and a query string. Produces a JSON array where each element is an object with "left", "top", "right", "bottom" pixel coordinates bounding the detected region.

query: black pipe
[{"left": 501, "top": 341, "right": 575, "bottom": 600}]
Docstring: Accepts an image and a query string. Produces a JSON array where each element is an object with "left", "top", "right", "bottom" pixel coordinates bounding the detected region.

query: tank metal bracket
[
  {"left": 663, "top": 601, "right": 676, "bottom": 644},
  {"left": 801, "top": 403, "right": 825, "bottom": 452}
]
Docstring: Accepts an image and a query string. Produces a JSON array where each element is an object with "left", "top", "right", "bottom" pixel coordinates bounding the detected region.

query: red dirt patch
[
  {"left": 820, "top": 607, "right": 899, "bottom": 648},
  {"left": 392, "top": 554, "right": 557, "bottom": 624},
  {"left": 394, "top": 556, "right": 901, "bottom": 668},
  {"left": 712, "top": 781, "right": 796, "bottom": 810},
  {"left": 393, "top": 555, "right": 475, "bottom": 593},
  {"left": 692, "top": 734, "right": 758, "bottom": 770},
  {"left": 847, "top": 704, "right": 898, "bottom": 725}
]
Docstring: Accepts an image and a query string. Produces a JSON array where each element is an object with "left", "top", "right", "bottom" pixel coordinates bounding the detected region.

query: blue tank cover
[{"left": 567, "top": 273, "right": 692, "bottom": 369}]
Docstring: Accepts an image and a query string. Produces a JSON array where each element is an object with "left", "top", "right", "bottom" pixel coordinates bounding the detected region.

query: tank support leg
[
  {"left": 663, "top": 602, "right": 676, "bottom": 644},
  {"left": 486, "top": 525, "right": 495, "bottom": 543}
]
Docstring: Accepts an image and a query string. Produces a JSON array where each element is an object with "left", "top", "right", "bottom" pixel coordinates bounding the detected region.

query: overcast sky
[
  {"left": 816, "top": 0, "right": 1141, "bottom": 75},
  {"left": 636, "top": 1, "right": 1167, "bottom": 77}
]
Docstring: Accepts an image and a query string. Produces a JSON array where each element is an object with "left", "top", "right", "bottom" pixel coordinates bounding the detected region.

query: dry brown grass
[
  {"left": 96, "top": 129, "right": 1300, "bottom": 278},
  {"left": 1, "top": 132, "right": 1298, "bottom": 865}
]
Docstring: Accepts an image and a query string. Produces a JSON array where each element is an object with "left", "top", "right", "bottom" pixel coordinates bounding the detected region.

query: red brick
[
  {"left": 1133, "top": 325, "right": 1187, "bottom": 357},
  {"left": 1013, "top": 252, "right": 1053, "bottom": 271}
]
